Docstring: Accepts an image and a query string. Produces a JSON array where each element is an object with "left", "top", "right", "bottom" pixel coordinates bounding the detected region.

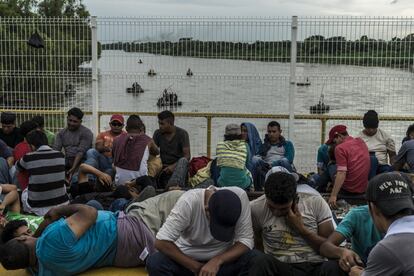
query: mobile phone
[{"left": 291, "top": 194, "right": 299, "bottom": 211}]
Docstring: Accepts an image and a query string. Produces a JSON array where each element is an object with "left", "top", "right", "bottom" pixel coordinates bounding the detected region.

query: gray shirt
[
  {"left": 153, "top": 126, "right": 190, "bottom": 165},
  {"left": 53, "top": 125, "right": 93, "bottom": 161},
  {"left": 362, "top": 216, "right": 414, "bottom": 276},
  {"left": 264, "top": 144, "right": 285, "bottom": 164},
  {"left": 394, "top": 140, "right": 414, "bottom": 172}
]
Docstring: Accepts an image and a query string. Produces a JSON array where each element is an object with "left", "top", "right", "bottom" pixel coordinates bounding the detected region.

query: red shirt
[
  {"left": 335, "top": 136, "right": 370, "bottom": 193},
  {"left": 13, "top": 141, "right": 31, "bottom": 190}
]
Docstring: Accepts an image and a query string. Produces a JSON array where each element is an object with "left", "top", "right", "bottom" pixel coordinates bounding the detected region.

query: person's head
[
  {"left": 157, "top": 111, "right": 175, "bottom": 133},
  {"left": 31, "top": 115, "right": 45, "bottom": 129},
  {"left": 224, "top": 123, "right": 242, "bottom": 141},
  {"left": 363, "top": 110, "right": 379, "bottom": 136},
  {"left": 109, "top": 114, "right": 124, "bottom": 135},
  {"left": 326, "top": 125, "right": 348, "bottom": 145},
  {"left": 406, "top": 124, "right": 414, "bottom": 140},
  {"left": 1, "top": 220, "right": 32, "bottom": 244},
  {"left": 366, "top": 172, "right": 414, "bottom": 233},
  {"left": 26, "top": 130, "right": 48, "bottom": 150},
  {"left": 19, "top": 120, "right": 39, "bottom": 139},
  {"left": 0, "top": 236, "right": 37, "bottom": 270},
  {"left": 267, "top": 121, "right": 281, "bottom": 144},
  {"left": 1, "top": 112, "right": 17, "bottom": 135},
  {"left": 67, "top": 107, "right": 83, "bottom": 131},
  {"left": 125, "top": 115, "right": 144, "bottom": 134},
  {"left": 204, "top": 189, "right": 242, "bottom": 242},
  {"left": 264, "top": 171, "right": 297, "bottom": 217}
]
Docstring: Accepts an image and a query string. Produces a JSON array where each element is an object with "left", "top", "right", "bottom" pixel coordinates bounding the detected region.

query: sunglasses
[{"left": 110, "top": 122, "right": 123, "bottom": 127}]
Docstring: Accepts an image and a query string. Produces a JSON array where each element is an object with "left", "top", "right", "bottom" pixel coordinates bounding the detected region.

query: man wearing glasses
[{"left": 84, "top": 114, "right": 125, "bottom": 180}]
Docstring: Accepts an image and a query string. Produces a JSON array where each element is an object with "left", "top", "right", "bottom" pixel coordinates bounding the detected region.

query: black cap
[
  {"left": 366, "top": 172, "right": 414, "bottom": 216},
  {"left": 208, "top": 190, "right": 242, "bottom": 242},
  {"left": 363, "top": 110, "right": 379, "bottom": 129}
]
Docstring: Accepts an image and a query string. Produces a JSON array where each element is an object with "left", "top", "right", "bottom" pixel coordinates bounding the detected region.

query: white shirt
[
  {"left": 156, "top": 186, "right": 254, "bottom": 261},
  {"left": 358, "top": 128, "right": 395, "bottom": 165},
  {"left": 114, "top": 146, "right": 149, "bottom": 185}
]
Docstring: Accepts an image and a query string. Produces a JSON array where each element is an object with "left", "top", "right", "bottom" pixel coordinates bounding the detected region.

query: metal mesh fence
[{"left": 1, "top": 16, "right": 413, "bottom": 173}]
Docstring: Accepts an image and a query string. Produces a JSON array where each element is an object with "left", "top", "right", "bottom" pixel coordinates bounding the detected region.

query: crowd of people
[{"left": 0, "top": 107, "right": 414, "bottom": 275}]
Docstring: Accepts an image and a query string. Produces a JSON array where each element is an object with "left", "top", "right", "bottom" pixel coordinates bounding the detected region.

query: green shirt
[
  {"left": 44, "top": 129, "right": 56, "bottom": 146},
  {"left": 6, "top": 211, "right": 44, "bottom": 232}
]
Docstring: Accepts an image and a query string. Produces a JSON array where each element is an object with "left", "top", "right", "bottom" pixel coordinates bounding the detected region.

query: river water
[{"left": 76, "top": 50, "right": 414, "bottom": 171}]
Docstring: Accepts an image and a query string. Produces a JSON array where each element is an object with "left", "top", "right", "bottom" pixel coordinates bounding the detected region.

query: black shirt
[
  {"left": 0, "top": 127, "right": 24, "bottom": 149},
  {"left": 153, "top": 127, "right": 190, "bottom": 165}
]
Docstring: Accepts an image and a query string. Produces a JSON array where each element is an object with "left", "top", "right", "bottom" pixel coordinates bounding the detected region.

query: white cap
[{"left": 265, "top": 166, "right": 299, "bottom": 183}]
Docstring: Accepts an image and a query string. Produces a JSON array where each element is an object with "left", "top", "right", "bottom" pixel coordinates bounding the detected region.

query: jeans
[
  {"left": 158, "top": 157, "right": 189, "bottom": 189},
  {"left": 310, "top": 163, "right": 337, "bottom": 192},
  {"left": 252, "top": 157, "right": 293, "bottom": 191},
  {"left": 271, "top": 158, "right": 293, "bottom": 172},
  {"left": 86, "top": 198, "right": 130, "bottom": 211},
  {"left": 147, "top": 249, "right": 259, "bottom": 276},
  {"left": 248, "top": 253, "right": 346, "bottom": 276},
  {"left": 0, "top": 157, "right": 11, "bottom": 184},
  {"left": 84, "top": 148, "right": 113, "bottom": 179},
  {"left": 369, "top": 153, "right": 392, "bottom": 180}
]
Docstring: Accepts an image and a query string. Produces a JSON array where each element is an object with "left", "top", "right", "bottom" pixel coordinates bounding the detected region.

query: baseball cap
[
  {"left": 208, "top": 190, "right": 242, "bottom": 242},
  {"left": 225, "top": 124, "right": 241, "bottom": 136},
  {"left": 366, "top": 172, "right": 414, "bottom": 216},
  {"left": 326, "top": 125, "right": 347, "bottom": 145},
  {"left": 265, "top": 166, "right": 299, "bottom": 183},
  {"left": 110, "top": 114, "right": 124, "bottom": 124}
]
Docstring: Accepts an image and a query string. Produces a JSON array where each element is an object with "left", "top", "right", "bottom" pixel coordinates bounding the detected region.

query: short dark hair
[
  {"left": 1, "top": 112, "right": 16, "bottom": 124},
  {"left": 265, "top": 172, "right": 297, "bottom": 204},
  {"left": 1, "top": 220, "right": 27, "bottom": 244},
  {"left": 31, "top": 115, "right": 45, "bottom": 128},
  {"left": 224, "top": 134, "right": 242, "bottom": 141},
  {"left": 67, "top": 107, "right": 84, "bottom": 120},
  {"left": 0, "top": 239, "right": 30, "bottom": 270},
  {"left": 267, "top": 121, "right": 281, "bottom": 130},
  {"left": 406, "top": 124, "right": 414, "bottom": 138},
  {"left": 126, "top": 115, "right": 144, "bottom": 132},
  {"left": 19, "top": 120, "right": 38, "bottom": 138},
  {"left": 157, "top": 110, "right": 174, "bottom": 124},
  {"left": 26, "top": 130, "right": 48, "bottom": 149}
]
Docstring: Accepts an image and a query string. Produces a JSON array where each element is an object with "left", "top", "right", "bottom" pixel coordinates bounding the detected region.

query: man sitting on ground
[
  {"left": 319, "top": 204, "right": 382, "bottom": 272},
  {"left": 253, "top": 121, "right": 295, "bottom": 190},
  {"left": 85, "top": 114, "right": 126, "bottom": 179},
  {"left": 326, "top": 125, "right": 370, "bottom": 208},
  {"left": 112, "top": 115, "right": 159, "bottom": 186},
  {"left": 0, "top": 204, "right": 155, "bottom": 274},
  {"left": 393, "top": 123, "right": 414, "bottom": 173},
  {"left": 53, "top": 107, "right": 93, "bottom": 182},
  {"left": 358, "top": 110, "right": 395, "bottom": 178},
  {"left": 17, "top": 130, "right": 69, "bottom": 216},
  {"left": 146, "top": 186, "right": 255, "bottom": 276},
  {"left": 153, "top": 111, "right": 190, "bottom": 189},
  {"left": 349, "top": 172, "right": 414, "bottom": 276},
  {"left": 249, "top": 171, "right": 345, "bottom": 276},
  {"left": 0, "top": 112, "right": 23, "bottom": 149}
]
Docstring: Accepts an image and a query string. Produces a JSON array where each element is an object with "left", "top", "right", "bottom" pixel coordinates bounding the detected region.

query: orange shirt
[{"left": 96, "top": 130, "right": 125, "bottom": 158}]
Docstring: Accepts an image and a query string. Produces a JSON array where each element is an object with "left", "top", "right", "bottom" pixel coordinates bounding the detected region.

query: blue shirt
[
  {"left": 317, "top": 144, "right": 329, "bottom": 169},
  {"left": 36, "top": 211, "right": 118, "bottom": 276},
  {"left": 335, "top": 205, "right": 382, "bottom": 264}
]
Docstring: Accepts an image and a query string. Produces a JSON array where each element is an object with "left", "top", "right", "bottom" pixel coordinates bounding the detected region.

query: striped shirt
[{"left": 16, "top": 145, "right": 68, "bottom": 208}]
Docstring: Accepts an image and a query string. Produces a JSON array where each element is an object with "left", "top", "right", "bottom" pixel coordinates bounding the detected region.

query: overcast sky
[{"left": 83, "top": 0, "right": 414, "bottom": 17}]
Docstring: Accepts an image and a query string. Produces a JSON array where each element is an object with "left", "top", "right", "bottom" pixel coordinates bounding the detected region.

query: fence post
[
  {"left": 288, "top": 16, "right": 298, "bottom": 140},
  {"left": 91, "top": 16, "right": 99, "bottom": 135},
  {"left": 206, "top": 116, "right": 212, "bottom": 158}
]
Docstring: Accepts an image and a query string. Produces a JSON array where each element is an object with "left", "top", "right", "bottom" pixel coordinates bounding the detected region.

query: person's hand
[
  {"left": 328, "top": 195, "right": 337, "bottom": 209},
  {"left": 163, "top": 164, "right": 176, "bottom": 174},
  {"left": 287, "top": 205, "right": 306, "bottom": 234},
  {"left": 339, "top": 248, "right": 363, "bottom": 272},
  {"left": 44, "top": 207, "right": 62, "bottom": 222},
  {"left": 198, "top": 258, "right": 222, "bottom": 276},
  {"left": 349, "top": 265, "right": 364, "bottom": 276},
  {"left": 189, "top": 261, "right": 203, "bottom": 275},
  {"left": 98, "top": 173, "right": 112, "bottom": 186}
]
